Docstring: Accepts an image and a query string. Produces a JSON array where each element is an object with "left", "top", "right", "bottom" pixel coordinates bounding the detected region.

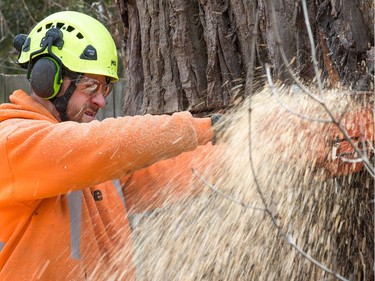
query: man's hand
[{"left": 210, "top": 114, "right": 226, "bottom": 144}]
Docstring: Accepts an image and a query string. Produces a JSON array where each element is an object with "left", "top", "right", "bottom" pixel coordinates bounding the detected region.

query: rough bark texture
[
  {"left": 316, "top": 0, "right": 374, "bottom": 89},
  {"left": 117, "top": 0, "right": 373, "bottom": 116}
]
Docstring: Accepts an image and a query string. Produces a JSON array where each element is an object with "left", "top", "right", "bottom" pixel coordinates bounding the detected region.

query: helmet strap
[
  {"left": 51, "top": 81, "right": 76, "bottom": 122},
  {"left": 50, "top": 70, "right": 80, "bottom": 122}
]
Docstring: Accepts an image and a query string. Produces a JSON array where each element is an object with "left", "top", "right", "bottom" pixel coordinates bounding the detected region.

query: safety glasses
[{"left": 75, "top": 76, "right": 113, "bottom": 98}]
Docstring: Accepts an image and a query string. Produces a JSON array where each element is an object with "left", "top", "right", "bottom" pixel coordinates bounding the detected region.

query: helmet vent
[
  {"left": 66, "top": 25, "right": 75, "bottom": 32},
  {"left": 76, "top": 33, "right": 84, "bottom": 39},
  {"left": 37, "top": 27, "right": 42, "bottom": 33},
  {"left": 45, "top": 23, "right": 53, "bottom": 29},
  {"left": 56, "top": 22, "right": 64, "bottom": 29}
]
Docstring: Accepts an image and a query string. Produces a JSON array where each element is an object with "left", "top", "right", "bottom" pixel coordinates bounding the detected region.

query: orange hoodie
[{"left": 0, "top": 90, "right": 220, "bottom": 280}]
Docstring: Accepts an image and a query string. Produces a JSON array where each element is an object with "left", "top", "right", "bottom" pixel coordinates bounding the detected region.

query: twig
[
  {"left": 21, "top": 0, "right": 37, "bottom": 24},
  {"left": 286, "top": 234, "right": 349, "bottom": 280},
  {"left": 245, "top": 7, "right": 260, "bottom": 97},
  {"left": 192, "top": 169, "right": 265, "bottom": 212},
  {"left": 339, "top": 137, "right": 371, "bottom": 163},
  {"left": 266, "top": 0, "right": 325, "bottom": 104},
  {"left": 0, "top": 9, "right": 14, "bottom": 38},
  {"left": 339, "top": 157, "right": 365, "bottom": 163},
  {"left": 301, "top": 0, "right": 323, "bottom": 94},
  {"left": 265, "top": 64, "right": 332, "bottom": 123}
]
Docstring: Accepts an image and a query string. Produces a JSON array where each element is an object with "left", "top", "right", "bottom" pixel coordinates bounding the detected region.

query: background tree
[{"left": 116, "top": 0, "right": 374, "bottom": 116}]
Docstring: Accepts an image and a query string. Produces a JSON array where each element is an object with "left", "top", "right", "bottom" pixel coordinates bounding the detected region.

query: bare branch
[
  {"left": 265, "top": 64, "right": 332, "bottom": 123},
  {"left": 301, "top": 0, "right": 323, "bottom": 94},
  {"left": 21, "top": 0, "right": 37, "bottom": 25},
  {"left": 340, "top": 157, "right": 366, "bottom": 164},
  {"left": 192, "top": 168, "right": 265, "bottom": 212},
  {"left": 285, "top": 234, "right": 349, "bottom": 281},
  {"left": 245, "top": 7, "right": 260, "bottom": 97},
  {"left": 266, "top": 0, "right": 325, "bottom": 104}
]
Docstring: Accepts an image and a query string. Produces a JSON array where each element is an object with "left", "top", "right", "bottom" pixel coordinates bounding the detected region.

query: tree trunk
[{"left": 116, "top": 0, "right": 373, "bottom": 116}]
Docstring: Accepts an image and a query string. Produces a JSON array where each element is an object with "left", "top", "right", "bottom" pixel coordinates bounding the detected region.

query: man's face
[{"left": 66, "top": 74, "right": 112, "bottom": 123}]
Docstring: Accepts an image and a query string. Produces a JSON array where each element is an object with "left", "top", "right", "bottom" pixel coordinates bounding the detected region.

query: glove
[
  {"left": 323, "top": 108, "right": 374, "bottom": 176},
  {"left": 210, "top": 114, "right": 226, "bottom": 144}
]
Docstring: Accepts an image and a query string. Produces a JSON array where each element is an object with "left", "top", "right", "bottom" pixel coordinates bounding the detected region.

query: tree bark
[
  {"left": 316, "top": 0, "right": 373, "bottom": 89},
  {"left": 117, "top": 0, "right": 373, "bottom": 116}
]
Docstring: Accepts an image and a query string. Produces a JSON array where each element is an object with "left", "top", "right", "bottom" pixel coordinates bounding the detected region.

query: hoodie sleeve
[{"left": 3, "top": 111, "right": 214, "bottom": 201}]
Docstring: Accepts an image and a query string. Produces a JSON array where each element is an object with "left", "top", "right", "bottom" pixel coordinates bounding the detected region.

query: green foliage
[{"left": 0, "top": 0, "right": 123, "bottom": 75}]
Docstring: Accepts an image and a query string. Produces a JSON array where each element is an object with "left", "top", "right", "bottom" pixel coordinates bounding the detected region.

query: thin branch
[
  {"left": 340, "top": 157, "right": 365, "bottom": 164},
  {"left": 286, "top": 234, "right": 349, "bottom": 280},
  {"left": 266, "top": 0, "right": 325, "bottom": 104},
  {"left": 21, "top": 0, "right": 37, "bottom": 25},
  {"left": 265, "top": 64, "right": 332, "bottom": 123},
  {"left": 245, "top": 7, "right": 260, "bottom": 97},
  {"left": 248, "top": 5, "right": 353, "bottom": 273},
  {"left": 192, "top": 169, "right": 265, "bottom": 212},
  {"left": 339, "top": 137, "right": 372, "bottom": 163},
  {"left": 301, "top": 0, "right": 323, "bottom": 94},
  {"left": 0, "top": 10, "right": 14, "bottom": 38}
]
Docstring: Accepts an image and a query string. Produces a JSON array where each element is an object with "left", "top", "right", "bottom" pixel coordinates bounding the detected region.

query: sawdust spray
[{"left": 103, "top": 86, "right": 374, "bottom": 280}]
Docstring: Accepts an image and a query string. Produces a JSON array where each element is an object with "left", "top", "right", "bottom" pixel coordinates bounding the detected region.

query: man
[{"left": 0, "top": 11, "right": 222, "bottom": 280}]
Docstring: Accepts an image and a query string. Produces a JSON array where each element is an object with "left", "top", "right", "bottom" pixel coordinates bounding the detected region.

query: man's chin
[
  {"left": 66, "top": 109, "right": 97, "bottom": 123},
  {"left": 82, "top": 113, "right": 96, "bottom": 123}
]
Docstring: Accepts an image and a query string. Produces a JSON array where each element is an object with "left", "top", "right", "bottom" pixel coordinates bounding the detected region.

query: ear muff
[{"left": 30, "top": 57, "right": 63, "bottom": 99}]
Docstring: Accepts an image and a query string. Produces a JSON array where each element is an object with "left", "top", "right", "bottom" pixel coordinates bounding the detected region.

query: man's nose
[{"left": 91, "top": 92, "right": 106, "bottom": 108}]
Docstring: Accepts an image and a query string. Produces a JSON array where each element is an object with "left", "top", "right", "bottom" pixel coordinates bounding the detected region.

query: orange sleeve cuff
[{"left": 193, "top": 117, "right": 214, "bottom": 145}]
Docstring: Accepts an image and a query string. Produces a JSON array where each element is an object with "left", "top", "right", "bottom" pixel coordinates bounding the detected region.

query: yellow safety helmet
[{"left": 16, "top": 11, "right": 118, "bottom": 82}]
